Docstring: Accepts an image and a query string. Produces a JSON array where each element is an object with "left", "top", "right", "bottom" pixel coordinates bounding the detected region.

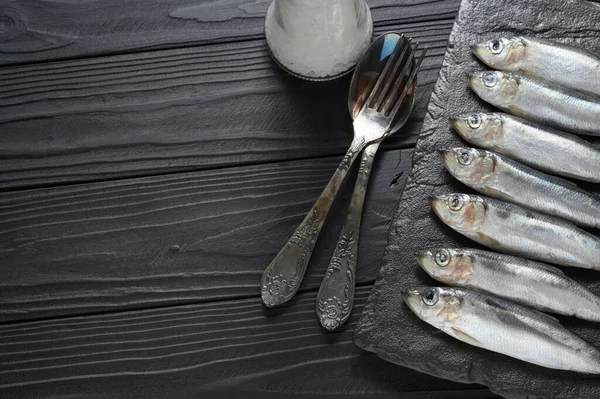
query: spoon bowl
[{"left": 349, "top": 33, "right": 418, "bottom": 134}]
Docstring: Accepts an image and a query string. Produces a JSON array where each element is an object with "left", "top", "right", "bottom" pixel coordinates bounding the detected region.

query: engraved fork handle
[
  {"left": 260, "top": 137, "right": 367, "bottom": 307},
  {"left": 316, "top": 141, "right": 380, "bottom": 330}
]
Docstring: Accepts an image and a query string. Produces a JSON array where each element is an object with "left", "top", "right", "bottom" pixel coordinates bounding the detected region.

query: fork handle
[
  {"left": 260, "top": 137, "right": 367, "bottom": 307},
  {"left": 316, "top": 141, "right": 380, "bottom": 330}
]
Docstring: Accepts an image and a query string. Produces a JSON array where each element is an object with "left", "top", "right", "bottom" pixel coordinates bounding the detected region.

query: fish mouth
[
  {"left": 449, "top": 116, "right": 462, "bottom": 132},
  {"left": 401, "top": 289, "right": 421, "bottom": 302},
  {"left": 471, "top": 43, "right": 488, "bottom": 64},
  {"left": 429, "top": 195, "right": 446, "bottom": 216},
  {"left": 466, "top": 72, "right": 483, "bottom": 91},
  {"left": 415, "top": 249, "right": 435, "bottom": 269},
  {"left": 429, "top": 196, "right": 451, "bottom": 226},
  {"left": 437, "top": 148, "right": 455, "bottom": 166},
  {"left": 402, "top": 288, "right": 427, "bottom": 316}
]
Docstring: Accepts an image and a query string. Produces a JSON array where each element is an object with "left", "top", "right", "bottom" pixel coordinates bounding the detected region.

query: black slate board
[{"left": 354, "top": 0, "right": 600, "bottom": 397}]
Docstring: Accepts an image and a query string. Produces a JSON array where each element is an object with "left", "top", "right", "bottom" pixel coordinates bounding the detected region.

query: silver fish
[
  {"left": 429, "top": 193, "right": 600, "bottom": 269},
  {"left": 450, "top": 112, "right": 600, "bottom": 183},
  {"left": 468, "top": 71, "right": 600, "bottom": 136},
  {"left": 438, "top": 147, "right": 600, "bottom": 228},
  {"left": 403, "top": 286, "right": 600, "bottom": 373},
  {"left": 472, "top": 36, "right": 600, "bottom": 97},
  {"left": 416, "top": 248, "right": 600, "bottom": 322}
]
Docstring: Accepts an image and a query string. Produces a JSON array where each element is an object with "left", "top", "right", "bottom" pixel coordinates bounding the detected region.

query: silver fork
[
  {"left": 316, "top": 42, "right": 427, "bottom": 330},
  {"left": 260, "top": 33, "right": 423, "bottom": 308}
]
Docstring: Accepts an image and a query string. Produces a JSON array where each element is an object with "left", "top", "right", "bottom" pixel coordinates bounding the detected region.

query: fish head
[
  {"left": 468, "top": 71, "right": 519, "bottom": 109},
  {"left": 416, "top": 248, "right": 474, "bottom": 285},
  {"left": 471, "top": 37, "right": 526, "bottom": 70},
  {"left": 450, "top": 113, "right": 503, "bottom": 145},
  {"left": 402, "top": 286, "right": 463, "bottom": 328},
  {"left": 430, "top": 193, "right": 487, "bottom": 233},
  {"left": 438, "top": 147, "right": 496, "bottom": 187}
]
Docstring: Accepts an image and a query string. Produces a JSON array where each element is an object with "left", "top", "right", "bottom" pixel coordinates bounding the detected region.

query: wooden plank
[
  {"left": 0, "top": 286, "right": 497, "bottom": 398},
  {"left": 0, "top": 149, "right": 412, "bottom": 322},
  {"left": 0, "top": 19, "right": 452, "bottom": 190},
  {"left": 0, "top": 0, "right": 460, "bottom": 65}
]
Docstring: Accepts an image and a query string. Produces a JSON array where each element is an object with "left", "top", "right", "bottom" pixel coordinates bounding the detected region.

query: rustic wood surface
[
  {"left": 0, "top": 0, "right": 498, "bottom": 397},
  {"left": 0, "top": 19, "right": 451, "bottom": 189},
  {"left": 0, "top": 287, "right": 498, "bottom": 398}
]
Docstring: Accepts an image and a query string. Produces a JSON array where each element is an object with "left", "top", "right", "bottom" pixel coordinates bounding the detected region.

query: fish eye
[
  {"left": 448, "top": 195, "right": 464, "bottom": 211},
  {"left": 422, "top": 288, "right": 439, "bottom": 306},
  {"left": 482, "top": 72, "right": 498, "bottom": 87},
  {"left": 466, "top": 114, "right": 481, "bottom": 129},
  {"left": 489, "top": 39, "right": 503, "bottom": 54},
  {"left": 458, "top": 149, "right": 474, "bottom": 165},
  {"left": 435, "top": 249, "right": 450, "bottom": 267}
]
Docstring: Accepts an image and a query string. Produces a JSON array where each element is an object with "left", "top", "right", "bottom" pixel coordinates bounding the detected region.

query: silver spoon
[
  {"left": 316, "top": 35, "right": 426, "bottom": 330},
  {"left": 260, "top": 33, "right": 422, "bottom": 308}
]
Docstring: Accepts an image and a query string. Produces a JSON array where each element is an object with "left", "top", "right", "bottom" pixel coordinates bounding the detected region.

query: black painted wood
[
  {"left": 0, "top": 0, "right": 460, "bottom": 65},
  {"left": 0, "top": 149, "right": 412, "bottom": 322},
  {"left": 0, "top": 286, "right": 496, "bottom": 398},
  {"left": 0, "top": 19, "right": 451, "bottom": 190},
  {"left": 0, "top": 0, "right": 498, "bottom": 396}
]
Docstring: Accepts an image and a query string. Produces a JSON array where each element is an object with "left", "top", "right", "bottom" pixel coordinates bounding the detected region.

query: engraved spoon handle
[
  {"left": 260, "top": 137, "right": 367, "bottom": 307},
  {"left": 316, "top": 141, "right": 380, "bottom": 330}
]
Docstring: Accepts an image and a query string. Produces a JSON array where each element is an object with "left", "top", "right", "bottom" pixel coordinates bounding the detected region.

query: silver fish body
[
  {"left": 450, "top": 113, "right": 600, "bottom": 183},
  {"left": 438, "top": 147, "right": 600, "bottom": 228},
  {"left": 416, "top": 248, "right": 600, "bottom": 322},
  {"left": 403, "top": 287, "right": 600, "bottom": 373},
  {"left": 430, "top": 193, "right": 600, "bottom": 269},
  {"left": 468, "top": 71, "right": 600, "bottom": 136},
  {"left": 472, "top": 36, "right": 600, "bottom": 97}
]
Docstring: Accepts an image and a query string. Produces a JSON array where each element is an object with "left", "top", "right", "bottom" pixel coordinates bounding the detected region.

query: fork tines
[
  {"left": 387, "top": 44, "right": 427, "bottom": 117},
  {"left": 365, "top": 36, "right": 427, "bottom": 118}
]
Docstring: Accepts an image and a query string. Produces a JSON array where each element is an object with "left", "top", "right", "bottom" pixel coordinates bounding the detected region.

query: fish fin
[
  {"left": 483, "top": 187, "right": 515, "bottom": 202},
  {"left": 529, "top": 309, "right": 561, "bottom": 324},
  {"left": 540, "top": 173, "right": 581, "bottom": 189},
  {"left": 475, "top": 232, "right": 503, "bottom": 250},
  {"left": 488, "top": 296, "right": 563, "bottom": 328},
  {"left": 451, "top": 327, "right": 482, "bottom": 347},
  {"left": 530, "top": 261, "right": 566, "bottom": 276}
]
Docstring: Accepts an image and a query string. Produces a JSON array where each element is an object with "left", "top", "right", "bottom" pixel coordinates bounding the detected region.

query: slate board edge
[
  {"left": 353, "top": 0, "right": 465, "bottom": 352},
  {"left": 354, "top": 0, "right": 600, "bottom": 397}
]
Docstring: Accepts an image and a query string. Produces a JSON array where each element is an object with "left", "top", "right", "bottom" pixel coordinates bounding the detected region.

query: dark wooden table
[{"left": 0, "top": 1, "right": 498, "bottom": 397}]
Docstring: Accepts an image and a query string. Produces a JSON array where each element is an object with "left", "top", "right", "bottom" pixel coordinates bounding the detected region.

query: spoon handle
[
  {"left": 316, "top": 142, "right": 380, "bottom": 330},
  {"left": 260, "top": 137, "right": 367, "bottom": 307}
]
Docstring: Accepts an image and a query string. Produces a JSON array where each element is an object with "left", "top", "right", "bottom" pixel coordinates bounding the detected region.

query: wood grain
[
  {"left": 0, "top": 286, "right": 496, "bottom": 398},
  {"left": 0, "top": 149, "right": 413, "bottom": 322},
  {"left": 0, "top": 0, "right": 460, "bottom": 65},
  {"left": 0, "top": 19, "right": 452, "bottom": 190}
]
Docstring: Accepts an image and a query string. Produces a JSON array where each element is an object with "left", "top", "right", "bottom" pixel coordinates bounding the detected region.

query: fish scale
[
  {"left": 515, "top": 76, "right": 600, "bottom": 134},
  {"left": 472, "top": 36, "right": 600, "bottom": 98},
  {"left": 439, "top": 147, "right": 600, "bottom": 228},
  {"left": 430, "top": 194, "right": 600, "bottom": 269},
  {"left": 417, "top": 248, "right": 600, "bottom": 322},
  {"left": 451, "top": 113, "right": 600, "bottom": 183},
  {"left": 403, "top": 287, "right": 600, "bottom": 373},
  {"left": 468, "top": 71, "right": 600, "bottom": 136}
]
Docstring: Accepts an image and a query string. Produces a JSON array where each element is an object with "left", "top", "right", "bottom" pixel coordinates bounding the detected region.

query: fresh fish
[
  {"left": 403, "top": 286, "right": 600, "bottom": 373},
  {"left": 429, "top": 193, "right": 600, "bottom": 269},
  {"left": 450, "top": 112, "right": 600, "bottom": 183},
  {"left": 468, "top": 71, "right": 600, "bottom": 136},
  {"left": 438, "top": 147, "right": 600, "bottom": 228},
  {"left": 416, "top": 248, "right": 600, "bottom": 322},
  {"left": 471, "top": 36, "right": 600, "bottom": 97}
]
